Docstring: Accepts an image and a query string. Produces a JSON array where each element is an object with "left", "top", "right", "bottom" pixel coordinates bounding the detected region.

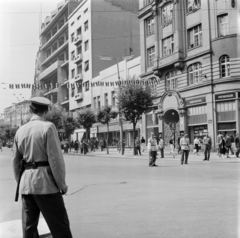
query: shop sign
[
  {"left": 215, "top": 92, "right": 236, "bottom": 100},
  {"left": 185, "top": 97, "right": 206, "bottom": 106}
]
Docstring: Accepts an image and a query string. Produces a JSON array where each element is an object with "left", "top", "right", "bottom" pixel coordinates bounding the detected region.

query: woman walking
[
  {"left": 169, "top": 137, "right": 175, "bottom": 158},
  {"left": 219, "top": 135, "right": 227, "bottom": 159},
  {"left": 193, "top": 136, "right": 200, "bottom": 155}
]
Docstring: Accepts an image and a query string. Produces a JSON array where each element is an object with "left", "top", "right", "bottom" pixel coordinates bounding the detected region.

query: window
[
  {"left": 77, "top": 84, "right": 82, "bottom": 94},
  {"left": 77, "top": 27, "right": 82, "bottom": 36},
  {"left": 188, "top": 62, "right": 202, "bottom": 85},
  {"left": 218, "top": 14, "right": 228, "bottom": 37},
  {"left": 77, "top": 44, "right": 82, "bottom": 55},
  {"left": 84, "top": 60, "right": 89, "bottom": 71},
  {"left": 71, "top": 33, "right": 75, "bottom": 42},
  {"left": 220, "top": 55, "right": 231, "bottom": 78},
  {"left": 71, "top": 69, "right": 75, "bottom": 79},
  {"left": 71, "top": 51, "right": 75, "bottom": 60},
  {"left": 162, "top": 3, "right": 173, "bottom": 24},
  {"left": 84, "top": 40, "right": 89, "bottom": 51},
  {"left": 84, "top": 8, "right": 88, "bottom": 14},
  {"left": 166, "top": 71, "right": 177, "bottom": 90},
  {"left": 216, "top": 101, "right": 236, "bottom": 112},
  {"left": 146, "top": 16, "right": 154, "bottom": 35},
  {"left": 188, "top": 105, "right": 206, "bottom": 116},
  {"left": 77, "top": 63, "right": 82, "bottom": 75},
  {"left": 104, "top": 93, "right": 108, "bottom": 106},
  {"left": 97, "top": 96, "right": 101, "bottom": 108},
  {"left": 187, "top": 0, "right": 201, "bottom": 13},
  {"left": 147, "top": 46, "right": 155, "bottom": 67},
  {"left": 77, "top": 15, "right": 81, "bottom": 20},
  {"left": 188, "top": 24, "right": 202, "bottom": 49},
  {"left": 71, "top": 21, "right": 74, "bottom": 26},
  {"left": 85, "top": 81, "right": 89, "bottom": 91},
  {"left": 71, "top": 85, "right": 75, "bottom": 97},
  {"left": 112, "top": 91, "right": 115, "bottom": 106},
  {"left": 144, "top": 0, "right": 152, "bottom": 6},
  {"left": 163, "top": 35, "right": 174, "bottom": 56},
  {"left": 93, "top": 97, "right": 97, "bottom": 110},
  {"left": 84, "top": 21, "right": 89, "bottom": 31}
]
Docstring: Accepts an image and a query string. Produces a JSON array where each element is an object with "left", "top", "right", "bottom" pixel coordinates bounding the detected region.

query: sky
[{"left": 0, "top": 0, "right": 61, "bottom": 116}]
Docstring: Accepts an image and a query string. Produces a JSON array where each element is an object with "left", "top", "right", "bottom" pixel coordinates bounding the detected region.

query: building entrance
[{"left": 162, "top": 109, "right": 180, "bottom": 146}]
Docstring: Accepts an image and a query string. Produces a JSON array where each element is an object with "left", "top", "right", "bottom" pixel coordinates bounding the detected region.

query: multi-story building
[
  {"left": 3, "top": 101, "right": 31, "bottom": 127},
  {"left": 35, "top": 0, "right": 81, "bottom": 111},
  {"left": 68, "top": 0, "right": 140, "bottom": 112},
  {"left": 139, "top": 0, "right": 240, "bottom": 146}
]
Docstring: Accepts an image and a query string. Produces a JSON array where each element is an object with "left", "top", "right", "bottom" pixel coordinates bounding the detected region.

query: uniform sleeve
[
  {"left": 147, "top": 138, "right": 151, "bottom": 150},
  {"left": 12, "top": 135, "right": 23, "bottom": 182},
  {"left": 46, "top": 124, "right": 67, "bottom": 192}
]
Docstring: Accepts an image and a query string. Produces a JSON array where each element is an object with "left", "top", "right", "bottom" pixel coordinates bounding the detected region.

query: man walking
[
  {"left": 216, "top": 132, "right": 222, "bottom": 157},
  {"left": 158, "top": 136, "right": 164, "bottom": 158},
  {"left": 148, "top": 133, "right": 158, "bottom": 167},
  {"left": 225, "top": 134, "right": 232, "bottom": 158},
  {"left": 235, "top": 133, "right": 240, "bottom": 157},
  {"left": 12, "top": 97, "right": 72, "bottom": 238},
  {"left": 141, "top": 136, "right": 146, "bottom": 152},
  {"left": 203, "top": 132, "right": 212, "bottom": 161},
  {"left": 180, "top": 133, "right": 190, "bottom": 164},
  {"left": 135, "top": 137, "right": 141, "bottom": 155}
]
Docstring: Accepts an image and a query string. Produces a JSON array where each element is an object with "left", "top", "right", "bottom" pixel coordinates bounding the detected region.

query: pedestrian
[
  {"left": 135, "top": 137, "right": 141, "bottom": 155},
  {"left": 99, "top": 138, "right": 104, "bottom": 151},
  {"left": 203, "top": 132, "right": 212, "bottom": 161},
  {"left": 79, "top": 140, "right": 83, "bottom": 154},
  {"left": 180, "top": 133, "right": 190, "bottom": 164},
  {"left": 225, "top": 134, "right": 232, "bottom": 158},
  {"left": 148, "top": 133, "right": 158, "bottom": 167},
  {"left": 122, "top": 139, "right": 126, "bottom": 155},
  {"left": 158, "top": 136, "right": 164, "bottom": 158},
  {"left": 219, "top": 135, "right": 227, "bottom": 159},
  {"left": 230, "top": 135, "right": 235, "bottom": 155},
  {"left": 169, "top": 136, "right": 175, "bottom": 158},
  {"left": 63, "top": 140, "right": 69, "bottom": 153},
  {"left": 83, "top": 139, "right": 88, "bottom": 154},
  {"left": 74, "top": 140, "right": 79, "bottom": 153},
  {"left": 141, "top": 136, "right": 146, "bottom": 152},
  {"left": 0, "top": 139, "right": 2, "bottom": 152},
  {"left": 235, "top": 133, "right": 240, "bottom": 157},
  {"left": 216, "top": 132, "right": 222, "bottom": 157},
  {"left": 12, "top": 97, "right": 72, "bottom": 238},
  {"left": 177, "top": 136, "right": 181, "bottom": 154},
  {"left": 193, "top": 136, "right": 200, "bottom": 155}
]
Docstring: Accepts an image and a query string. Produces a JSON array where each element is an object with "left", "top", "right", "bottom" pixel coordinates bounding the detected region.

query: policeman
[
  {"left": 12, "top": 97, "right": 72, "bottom": 238},
  {"left": 148, "top": 132, "right": 158, "bottom": 167}
]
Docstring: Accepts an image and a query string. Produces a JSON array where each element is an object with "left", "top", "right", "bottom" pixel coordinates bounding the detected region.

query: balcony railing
[
  {"left": 75, "top": 73, "right": 83, "bottom": 82},
  {"left": 39, "top": 61, "right": 61, "bottom": 81},
  {"left": 74, "top": 54, "right": 82, "bottom": 64},
  {"left": 74, "top": 35, "right": 83, "bottom": 45},
  {"left": 74, "top": 93, "right": 83, "bottom": 101}
]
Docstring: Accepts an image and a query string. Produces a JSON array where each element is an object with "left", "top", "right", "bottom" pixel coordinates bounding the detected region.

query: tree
[
  {"left": 62, "top": 114, "right": 79, "bottom": 143},
  {"left": 96, "top": 105, "right": 118, "bottom": 154},
  {"left": 117, "top": 76, "right": 154, "bottom": 155},
  {"left": 45, "top": 105, "right": 63, "bottom": 131},
  {"left": 76, "top": 108, "right": 96, "bottom": 141}
]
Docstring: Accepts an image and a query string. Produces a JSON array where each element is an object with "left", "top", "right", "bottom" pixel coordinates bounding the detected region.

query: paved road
[{"left": 0, "top": 147, "right": 239, "bottom": 238}]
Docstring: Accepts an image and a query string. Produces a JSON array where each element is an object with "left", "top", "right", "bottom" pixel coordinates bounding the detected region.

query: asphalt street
[{"left": 0, "top": 147, "right": 239, "bottom": 238}]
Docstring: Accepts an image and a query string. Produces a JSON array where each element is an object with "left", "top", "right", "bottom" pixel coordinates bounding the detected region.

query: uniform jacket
[
  {"left": 147, "top": 137, "right": 157, "bottom": 151},
  {"left": 203, "top": 136, "right": 212, "bottom": 148},
  {"left": 180, "top": 137, "right": 190, "bottom": 150},
  {"left": 225, "top": 136, "right": 232, "bottom": 147},
  {"left": 12, "top": 115, "right": 67, "bottom": 195}
]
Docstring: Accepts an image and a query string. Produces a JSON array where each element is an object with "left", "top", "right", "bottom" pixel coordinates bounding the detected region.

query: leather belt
[{"left": 24, "top": 161, "right": 49, "bottom": 170}]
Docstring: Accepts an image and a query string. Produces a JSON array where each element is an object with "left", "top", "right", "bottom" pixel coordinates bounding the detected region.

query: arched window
[
  {"left": 188, "top": 62, "right": 202, "bottom": 85},
  {"left": 220, "top": 55, "right": 230, "bottom": 78},
  {"left": 166, "top": 71, "right": 177, "bottom": 90}
]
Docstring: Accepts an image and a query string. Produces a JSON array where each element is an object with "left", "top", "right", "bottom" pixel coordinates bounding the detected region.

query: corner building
[{"left": 139, "top": 0, "right": 240, "bottom": 147}]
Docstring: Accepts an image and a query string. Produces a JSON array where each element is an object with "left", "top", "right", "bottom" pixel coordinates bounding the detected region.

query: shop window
[
  {"left": 188, "top": 105, "right": 206, "bottom": 116},
  {"left": 216, "top": 101, "right": 236, "bottom": 112},
  {"left": 188, "top": 24, "right": 202, "bottom": 49},
  {"left": 163, "top": 35, "right": 174, "bottom": 56},
  {"left": 187, "top": 0, "right": 201, "bottom": 13},
  {"left": 220, "top": 55, "right": 230, "bottom": 78},
  {"left": 218, "top": 14, "right": 228, "bottom": 37},
  {"left": 146, "top": 16, "right": 154, "bottom": 35},
  {"left": 147, "top": 46, "right": 155, "bottom": 67},
  {"left": 166, "top": 71, "right": 177, "bottom": 90},
  {"left": 188, "top": 62, "right": 202, "bottom": 85},
  {"left": 162, "top": 3, "right": 173, "bottom": 24}
]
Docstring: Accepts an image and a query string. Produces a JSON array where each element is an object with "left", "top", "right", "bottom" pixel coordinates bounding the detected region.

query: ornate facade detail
[
  {"left": 174, "top": 61, "right": 184, "bottom": 70},
  {"left": 178, "top": 109, "right": 185, "bottom": 117}
]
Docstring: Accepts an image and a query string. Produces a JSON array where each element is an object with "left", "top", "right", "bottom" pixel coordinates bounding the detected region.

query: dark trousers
[
  {"left": 22, "top": 193, "right": 72, "bottom": 238},
  {"left": 204, "top": 145, "right": 211, "bottom": 160},
  {"left": 135, "top": 146, "right": 141, "bottom": 155},
  {"left": 149, "top": 151, "right": 157, "bottom": 166},
  {"left": 178, "top": 145, "right": 181, "bottom": 154},
  {"left": 226, "top": 146, "right": 234, "bottom": 156},
  {"left": 236, "top": 147, "right": 240, "bottom": 157},
  {"left": 181, "top": 150, "right": 189, "bottom": 164},
  {"left": 160, "top": 148, "right": 164, "bottom": 158}
]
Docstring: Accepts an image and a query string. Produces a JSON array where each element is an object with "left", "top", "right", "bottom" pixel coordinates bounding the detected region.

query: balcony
[
  {"left": 74, "top": 54, "right": 82, "bottom": 64},
  {"left": 41, "top": 40, "right": 68, "bottom": 66},
  {"left": 74, "top": 93, "right": 83, "bottom": 101},
  {"left": 44, "top": 87, "right": 59, "bottom": 96},
  {"left": 75, "top": 73, "right": 83, "bottom": 82},
  {"left": 61, "top": 97, "right": 69, "bottom": 105},
  {"left": 39, "top": 61, "right": 62, "bottom": 81},
  {"left": 61, "top": 60, "right": 69, "bottom": 68},
  {"left": 74, "top": 35, "right": 83, "bottom": 45}
]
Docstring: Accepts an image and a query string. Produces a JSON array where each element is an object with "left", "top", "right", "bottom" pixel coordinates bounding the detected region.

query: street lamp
[{"left": 99, "top": 55, "right": 134, "bottom": 155}]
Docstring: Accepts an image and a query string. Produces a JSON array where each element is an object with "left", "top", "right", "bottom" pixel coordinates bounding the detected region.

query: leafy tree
[
  {"left": 62, "top": 115, "right": 79, "bottom": 142},
  {"left": 96, "top": 105, "right": 118, "bottom": 154},
  {"left": 76, "top": 108, "right": 96, "bottom": 141},
  {"left": 45, "top": 105, "right": 63, "bottom": 131},
  {"left": 117, "top": 76, "right": 154, "bottom": 155}
]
